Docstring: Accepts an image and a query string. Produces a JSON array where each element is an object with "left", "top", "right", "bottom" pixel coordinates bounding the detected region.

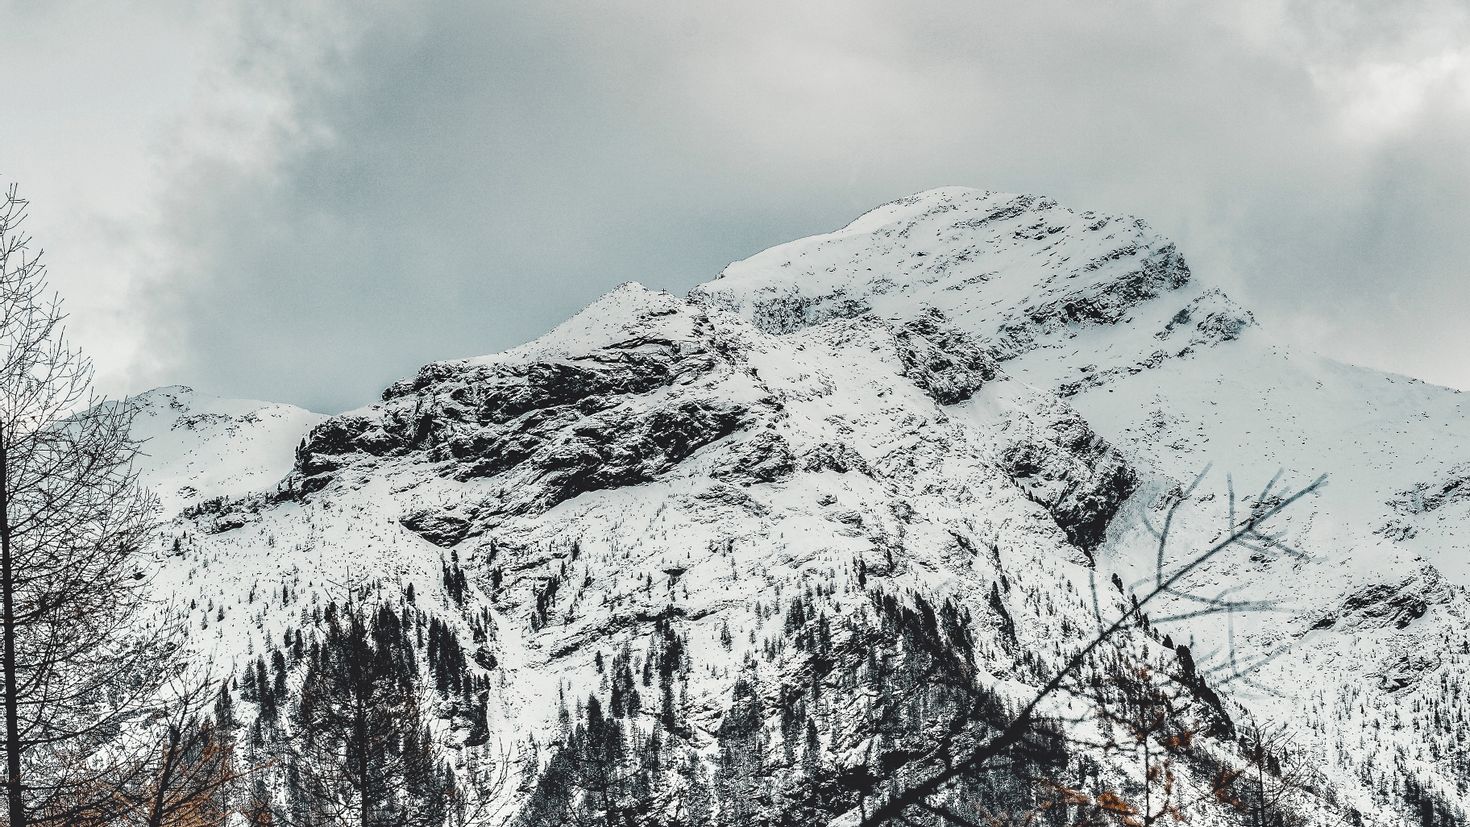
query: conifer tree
[{"left": 288, "top": 603, "right": 450, "bottom": 826}]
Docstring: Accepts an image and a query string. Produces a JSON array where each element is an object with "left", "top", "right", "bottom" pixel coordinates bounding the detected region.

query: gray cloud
[{"left": 10, "top": 0, "right": 1470, "bottom": 411}]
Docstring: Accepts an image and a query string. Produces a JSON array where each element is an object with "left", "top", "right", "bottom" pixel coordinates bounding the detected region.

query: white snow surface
[{"left": 130, "top": 385, "right": 326, "bottom": 514}]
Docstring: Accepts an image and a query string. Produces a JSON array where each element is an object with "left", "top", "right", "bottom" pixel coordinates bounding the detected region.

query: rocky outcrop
[
  {"left": 991, "top": 242, "right": 1191, "bottom": 359},
  {"left": 748, "top": 292, "right": 872, "bottom": 335},
  {"left": 400, "top": 510, "right": 474, "bottom": 548},
  {"left": 1156, "top": 288, "right": 1255, "bottom": 348},
  {"left": 995, "top": 400, "right": 1137, "bottom": 552},
  {"left": 292, "top": 302, "right": 756, "bottom": 517},
  {"left": 1055, "top": 289, "right": 1254, "bottom": 397},
  {"left": 893, "top": 308, "right": 997, "bottom": 405},
  {"left": 496, "top": 398, "right": 748, "bottom": 509},
  {"left": 713, "top": 429, "right": 797, "bottom": 485},
  {"left": 800, "top": 441, "right": 873, "bottom": 476},
  {"left": 1391, "top": 464, "right": 1470, "bottom": 516},
  {"left": 1312, "top": 571, "right": 1448, "bottom": 633}
]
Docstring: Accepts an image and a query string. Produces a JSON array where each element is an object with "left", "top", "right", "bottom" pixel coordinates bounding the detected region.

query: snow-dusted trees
[
  {"left": 286, "top": 603, "right": 454, "bottom": 827},
  {"left": 518, "top": 617, "right": 697, "bottom": 827},
  {"left": 713, "top": 676, "right": 764, "bottom": 824},
  {"left": 0, "top": 184, "right": 173, "bottom": 826}
]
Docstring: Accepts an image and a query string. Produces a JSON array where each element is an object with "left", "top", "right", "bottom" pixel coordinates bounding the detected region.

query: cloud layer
[{"left": 5, "top": 0, "right": 1469, "bottom": 411}]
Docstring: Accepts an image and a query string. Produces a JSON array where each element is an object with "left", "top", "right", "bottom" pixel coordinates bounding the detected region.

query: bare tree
[
  {"left": 0, "top": 183, "right": 168, "bottom": 826},
  {"left": 1233, "top": 716, "right": 1315, "bottom": 827},
  {"left": 115, "top": 676, "right": 246, "bottom": 827},
  {"left": 853, "top": 469, "right": 1326, "bottom": 827}
]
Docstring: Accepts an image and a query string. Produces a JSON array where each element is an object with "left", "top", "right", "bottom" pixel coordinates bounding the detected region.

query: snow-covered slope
[
  {"left": 135, "top": 188, "right": 1470, "bottom": 826},
  {"left": 131, "top": 384, "right": 326, "bottom": 514}
]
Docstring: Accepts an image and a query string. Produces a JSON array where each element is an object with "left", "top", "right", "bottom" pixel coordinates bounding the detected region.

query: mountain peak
[
  {"left": 124, "top": 188, "right": 1470, "bottom": 827},
  {"left": 693, "top": 188, "right": 1194, "bottom": 345},
  {"left": 689, "top": 188, "right": 1223, "bottom": 407}
]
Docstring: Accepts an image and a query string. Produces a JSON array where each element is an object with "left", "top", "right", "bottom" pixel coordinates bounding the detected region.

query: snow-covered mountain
[
  {"left": 139, "top": 188, "right": 1470, "bottom": 826},
  {"left": 131, "top": 384, "right": 327, "bottom": 514}
]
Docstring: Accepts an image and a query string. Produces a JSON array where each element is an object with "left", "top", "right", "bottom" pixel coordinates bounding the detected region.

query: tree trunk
[
  {"left": 1253, "top": 730, "right": 1265, "bottom": 827},
  {"left": 356, "top": 692, "right": 369, "bottom": 827},
  {"left": 146, "top": 724, "right": 184, "bottom": 827},
  {"left": 1142, "top": 740, "right": 1151, "bottom": 827},
  {"left": 0, "top": 428, "right": 25, "bottom": 827}
]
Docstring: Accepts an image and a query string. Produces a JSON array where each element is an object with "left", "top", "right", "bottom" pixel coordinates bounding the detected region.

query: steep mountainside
[{"left": 139, "top": 188, "right": 1470, "bottom": 826}]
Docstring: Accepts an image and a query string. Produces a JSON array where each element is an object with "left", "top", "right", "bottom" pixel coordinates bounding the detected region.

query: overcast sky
[{"left": 3, "top": 0, "right": 1468, "bottom": 412}]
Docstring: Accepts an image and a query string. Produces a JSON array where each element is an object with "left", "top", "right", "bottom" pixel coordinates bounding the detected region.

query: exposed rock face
[
  {"left": 292, "top": 293, "right": 760, "bottom": 520},
  {"left": 400, "top": 510, "right": 474, "bottom": 548},
  {"left": 1157, "top": 288, "right": 1255, "bottom": 347},
  {"left": 713, "top": 429, "right": 797, "bottom": 484},
  {"left": 991, "top": 241, "right": 1191, "bottom": 359},
  {"left": 748, "top": 291, "right": 872, "bottom": 335},
  {"left": 1315, "top": 570, "right": 1449, "bottom": 633},
  {"left": 993, "top": 396, "right": 1138, "bottom": 552},
  {"left": 301, "top": 341, "right": 715, "bottom": 475},
  {"left": 1056, "top": 289, "right": 1256, "bottom": 397},
  {"left": 800, "top": 440, "right": 873, "bottom": 476},
  {"left": 892, "top": 308, "right": 997, "bottom": 405}
]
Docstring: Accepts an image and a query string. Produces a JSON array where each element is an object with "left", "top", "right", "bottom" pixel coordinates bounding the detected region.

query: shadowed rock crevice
[{"left": 995, "top": 408, "right": 1137, "bottom": 552}]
